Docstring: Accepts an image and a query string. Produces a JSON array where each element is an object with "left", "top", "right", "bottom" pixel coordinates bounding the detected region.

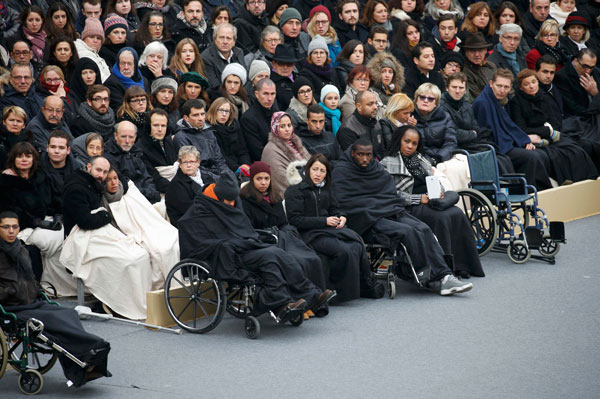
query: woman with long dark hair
[
  {"left": 334, "top": 40, "right": 365, "bottom": 92},
  {"left": 390, "top": 19, "right": 424, "bottom": 68},
  {"left": 16, "top": 6, "right": 47, "bottom": 65},
  {"left": 43, "top": 2, "right": 78, "bottom": 41},
  {"left": 44, "top": 36, "right": 79, "bottom": 83},
  {"left": 132, "top": 11, "right": 174, "bottom": 57},
  {"left": 104, "top": 0, "right": 140, "bottom": 32}
]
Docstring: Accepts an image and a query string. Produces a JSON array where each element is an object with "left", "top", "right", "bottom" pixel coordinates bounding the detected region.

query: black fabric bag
[{"left": 428, "top": 191, "right": 459, "bottom": 211}]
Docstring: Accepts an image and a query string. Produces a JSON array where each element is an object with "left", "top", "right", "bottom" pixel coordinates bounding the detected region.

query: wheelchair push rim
[
  {"left": 0, "top": 329, "right": 7, "bottom": 379},
  {"left": 456, "top": 188, "right": 499, "bottom": 257},
  {"left": 164, "top": 260, "right": 226, "bottom": 334}
]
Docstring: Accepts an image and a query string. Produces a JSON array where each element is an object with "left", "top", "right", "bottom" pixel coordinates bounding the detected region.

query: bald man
[{"left": 27, "top": 95, "right": 73, "bottom": 152}]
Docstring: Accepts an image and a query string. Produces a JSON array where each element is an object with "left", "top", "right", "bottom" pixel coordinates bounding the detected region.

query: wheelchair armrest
[
  {"left": 0, "top": 303, "right": 18, "bottom": 324},
  {"left": 500, "top": 173, "right": 526, "bottom": 178},
  {"left": 39, "top": 291, "right": 60, "bottom": 306},
  {"left": 470, "top": 180, "right": 495, "bottom": 185},
  {"left": 255, "top": 229, "right": 278, "bottom": 245}
]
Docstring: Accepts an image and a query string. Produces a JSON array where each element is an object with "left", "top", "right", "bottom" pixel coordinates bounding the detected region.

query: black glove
[{"left": 32, "top": 218, "right": 62, "bottom": 231}]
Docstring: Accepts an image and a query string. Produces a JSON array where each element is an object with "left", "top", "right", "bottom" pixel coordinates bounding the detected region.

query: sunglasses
[{"left": 418, "top": 95, "right": 436, "bottom": 103}]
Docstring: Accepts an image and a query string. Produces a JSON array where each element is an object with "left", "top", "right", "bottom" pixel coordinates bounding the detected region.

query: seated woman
[
  {"left": 0, "top": 211, "right": 111, "bottom": 388},
  {"left": 381, "top": 126, "right": 485, "bottom": 278},
  {"left": 285, "top": 154, "right": 384, "bottom": 301},
  {"left": 137, "top": 109, "right": 178, "bottom": 193},
  {"left": 208, "top": 63, "right": 249, "bottom": 118},
  {"left": 297, "top": 35, "right": 339, "bottom": 100},
  {"left": 165, "top": 146, "right": 216, "bottom": 228},
  {"left": 526, "top": 19, "right": 571, "bottom": 71},
  {"left": 36, "top": 65, "right": 76, "bottom": 124},
  {"left": 178, "top": 170, "right": 336, "bottom": 323},
  {"left": 286, "top": 77, "right": 316, "bottom": 130},
  {"left": 559, "top": 12, "right": 597, "bottom": 58},
  {"left": 334, "top": 40, "right": 366, "bottom": 93},
  {"left": 261, "top": 112, "right": 311, "bottom": 201},
  {"left": 380, "top": 93, "right": 417, "bottom": 149},
  {"left": 150, "top": 76, "right": 179, "bottom": 134},
  {"left": 367, "top": 52, "right": 405, "bottom": 107},
  {"left": 413, "top": 83, "right": 470, "bottom": 190},
  {"left": 240, "top": 162, "right": 328, "bottom": 315},
  {"left": 132, "top": 11, "right": 175, "bottom": 59},
  {"left": 339, "top": 65, "right": 385, "bottom": 123},
  {"left": 206, "top": 98, "right": 250, "bottom": 172},
  {"left": 508, "top": 69, "right": 598, "bottom": 183},
  {"left": 174, "top": 72, "right": 210, "bottom": 110},
  {"left": 138, "top": 41, "right": 175, "bottom": 89},
  {"left": 1, "top": 106, "right": 29, "bottom": 169},
  {"left": 71, "top": 133, "right": 104, "bottom": 165},
  {"left": 68, "top": 58, "right": 102, "bottom": 109},
  {"left": 116, "top": 85, "right": 153, "bottom": 133}
]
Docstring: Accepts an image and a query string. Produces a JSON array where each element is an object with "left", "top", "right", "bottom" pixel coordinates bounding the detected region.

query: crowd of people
[{"left": 1, "top": 0, "right": 599, "bottom": 330}]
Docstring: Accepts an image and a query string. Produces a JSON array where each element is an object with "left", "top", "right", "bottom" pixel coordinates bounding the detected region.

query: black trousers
[{"left": 507, "top": 147, "right": 552, "bottom": 190}]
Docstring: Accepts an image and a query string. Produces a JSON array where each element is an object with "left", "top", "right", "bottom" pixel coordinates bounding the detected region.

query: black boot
[{"left": 360, "top": 273, "right": 385, "bottom": 299}]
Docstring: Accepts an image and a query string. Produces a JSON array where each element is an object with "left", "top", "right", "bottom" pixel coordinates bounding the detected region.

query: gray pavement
[{"left": 1, "top": 215, "right": 599, "bottom": 399}]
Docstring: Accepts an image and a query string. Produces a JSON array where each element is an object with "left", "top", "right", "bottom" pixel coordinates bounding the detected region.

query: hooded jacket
[
  {"left": 173, "top": 119, "right": 229, "bottom": 175},
  {"left": 367, "top": 52, "right": 406, "bottom": 105}
]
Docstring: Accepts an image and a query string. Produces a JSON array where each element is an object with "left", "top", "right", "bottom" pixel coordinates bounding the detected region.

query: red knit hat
[
  {"left": 309, "top": 5, "right": 331, "bottom": 22},
  {"left": 250, "top": 161, "right": 271, "bottom": 179}
]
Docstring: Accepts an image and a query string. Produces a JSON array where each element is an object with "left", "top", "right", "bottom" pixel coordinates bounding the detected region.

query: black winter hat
[
  {"left": 292, "top": 77, "right": 313, "bottom": 98},
  {"left": 214, "top": 170, "right": 240, "bottom": 201},
  {"left": 441, "top": 51, "right": 465, "bottom": 69}
]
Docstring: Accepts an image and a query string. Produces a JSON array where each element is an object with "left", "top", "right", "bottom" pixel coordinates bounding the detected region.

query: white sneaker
[{"left": 439, "top": 274, "right": 473, "bottom": 296}]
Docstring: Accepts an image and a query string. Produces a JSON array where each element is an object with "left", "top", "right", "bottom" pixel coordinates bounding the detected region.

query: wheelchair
[
  {"left": 0, "top": 294, "right": 89, "bottom": 395},
  {"left": 163, "top": 258, "right": 304, "bottom": 340},
  {"left": 455, "top": 145, "right": 566, "bottom": 264}
]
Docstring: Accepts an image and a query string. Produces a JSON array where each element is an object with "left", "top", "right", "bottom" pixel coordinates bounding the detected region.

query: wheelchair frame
[
  {"left": 456, "top": 146, "right": 565, "bottom": 264},
  {"left": 1, "top": 294, "right": 88, "bottom": 395}
]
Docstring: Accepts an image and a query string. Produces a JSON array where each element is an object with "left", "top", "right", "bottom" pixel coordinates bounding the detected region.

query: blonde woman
[
  {"left": 526, "top": 19, "right": 571, "bottom": 70},
  {"left": 380, "top": 93, "right": 417, "bottom": 148},
  {"left": 306, "top": 6, "right": 342, "bottom": 66}
]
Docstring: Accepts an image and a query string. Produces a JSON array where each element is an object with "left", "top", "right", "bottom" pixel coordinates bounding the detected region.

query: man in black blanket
[
  {"left": 0, "top": 211, "right": 111, "bottom": 388},
  {"left": 332, "top": 138, "right": 473, "bottom": 296},
  {"left": 178, "top": 171, "right": 336, "bottom": 322}
]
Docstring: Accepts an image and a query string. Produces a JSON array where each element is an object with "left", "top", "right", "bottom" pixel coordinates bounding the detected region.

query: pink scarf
[
  {"left": 22, "top": 26, "right": 47, "bottom": 61},
  {"left": 270, "top": 111, "right": 303, "bottom": 159}
]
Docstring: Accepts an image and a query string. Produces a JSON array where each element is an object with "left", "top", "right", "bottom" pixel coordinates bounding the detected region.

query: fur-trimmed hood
[
  {"left": 367, "top": 52, "right": 405, "bottom": 92},
  {"left": 286, "top": 159, "right": 307, "bottom": 186}
]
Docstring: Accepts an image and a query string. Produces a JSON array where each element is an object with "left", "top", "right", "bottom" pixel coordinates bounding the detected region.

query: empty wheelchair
[
  {"left": 456, "top": 145, "right": 565, "bottom": 264},
  {"left": 1, "top": 295, "right": 89, "bottom": 395},
  {"left": 163, "top": 259, "right": 304, "bottom": 340}
]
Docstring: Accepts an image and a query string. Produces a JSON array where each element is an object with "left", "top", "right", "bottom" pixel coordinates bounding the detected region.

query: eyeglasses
[
  {"left": 217, "top": 108, "right": 231, "bottom": 114},
  {"left": 11, "top": 75, "right": 32, "bottom": 81},
  {"left": 129, "top": 98, "right": 147, "bottom": 104},
  {"left": 148, "top": 22, "right": 164, "bottom": 27},
  {"left": 314, "top": 19, "right": 329, "bottom": 25},
  {"left": 263, "top": 38, "right": 280, "bottom": 44},
  {"left": 12, "top": 50, "right": 31, "bottom": 56},
  {"left": 354, "top": 78, "right": 370, "bottom": 83},
  {"left": 418, "top": 95, "right": 436, "bottom": 102},
  {"left": 579, "top": 62, "right": 595, "bottom": 70},
  {"left": 446, "top": 62, "right": 460, "bottom": 68},
  {"left": 0, "top": 224, "right": 19, "bottom": 231},
  {"left": 43, "top": 107, "right": 63, "bottom": 114},
  {"left": 372, "top": 39, "right": 388, "bottom": 44},
  {"left": 298, "top": 89, "right": 312, "bottom": 95},
  {"left": 92, "top": 96, "right": 110, "bottom": 103},
  {"left": 248, "top": 0, "right": 265, "bottom": 4}
]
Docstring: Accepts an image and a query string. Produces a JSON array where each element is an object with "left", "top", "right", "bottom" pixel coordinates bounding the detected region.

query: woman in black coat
[
  {"left": 284, "top": 154, "right": 384, "bottom": 302},
  {"left": 298, "top": 37, "right": 339, "bottom": 101},
  {"left": 508, "top": 69, "right": 598, "bottom": 183}
]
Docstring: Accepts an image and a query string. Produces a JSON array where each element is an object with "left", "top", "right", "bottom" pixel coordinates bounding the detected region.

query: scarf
[
  {"left": 22, "top": 26, "right": 47, "bottom": 61},
  {"left": 78, "top": 102, "right": 116, "bottom": 138},
  {"left": 408, "top": 38, "right": 419, "bottom": 50},
  {"left": 534, "top": 40, "right": 571, "bottom": 65},
  {"left": 112, "top": 47, "right": 145, "bottom": 90},
  {"left": 0, "top": 238, "right": 35, "bottom": 280},
  {"left": 374, "top": 20, "right": 393, "bottom": 32},
  {"left": 176, "top": 10, "right": 207, "bottom": 34},
  {"left": 39, "top": 75, "right": 71, "bottom": 103},
  {"left": 319, "top": 102, "right": 341, "bottom": 135},
  {"left": 226, "top": 94, "right": 249, "bottom": 117},
  {"left": 402, "top": 152, "right": 427, "bottom": 177},
  {"left": 288, "top": 97, "right": 309, "bottom": 121},
  {"left": 569, "top": 37, "right": 587, "bottom": 51},
  {"left": 301, "top": 59, "right": 334, "bottom": 80},
  {"left": 270, "top": 111, "right": 304, "bottom": 159},
  {"left": 102, "top": 181, "right": 124, "bottom": 229},
  {"left": 443, "top": 37, "right": 458, "bottom": 51},
  {"left": 189, "top": 169, "right": 204, "bottom": 187},
  {"left": 496, "top": 42, "right": 520, "bottom": 76},
  {"left": 441, "top": 91, "right": 463, "bottom": 111}
]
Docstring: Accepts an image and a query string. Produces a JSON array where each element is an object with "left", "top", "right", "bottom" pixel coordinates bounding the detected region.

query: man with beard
[
  {"left": 27, "top": 96, "right": 73, "bottom": 152},
  {"left": 403, "top": 42, "right": 446, "bottom": 99},
  {"left": 171, "top": 0, "right": 211, "bottom": 53},
  {"left": 241, "top": 78, "right": 279, "bottom": 161},
  {"left": 0, "top": 63, "right": 43, "bottom": 121},
  {"left": 332, "top": 138, "right": 474, "bottom": 296},
  {"left": 71, "top": 84, "right": 116, "bottom": 140},
  {"left": 333, "top": 0, "right": 368, "bottom": 46},
  {"left": 233, "top": 0, "right": 270, "bottom": 54},
  {"left": 535, "top": 55, "right": 562, "bottom": 118}
]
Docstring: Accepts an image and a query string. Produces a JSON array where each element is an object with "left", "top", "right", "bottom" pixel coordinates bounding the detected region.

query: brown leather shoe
[{"left": 312, "top": 289, "right": 336, "bottom": 312}]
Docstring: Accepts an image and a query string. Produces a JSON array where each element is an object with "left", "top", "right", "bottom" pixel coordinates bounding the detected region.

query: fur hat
[
  {"left": 221, "top": 62, "right": 247, "bottom": 86},
  {"left": 308, "top": 35, "right": 329, "bottom": 57},
  {"left": 81, "top": 18, "right": 105, "bottom": 41},
  {"left": 104, "top": 14, "right": 128, "bottom": 36},
  {"left": 214, "top": 170, "right": 239, "bottom": 201},
  {"left": 151, "top": 76, "right": 178, "bottom": 94},
  {"left": 248, "top": 60, "right": 270, "bottom": 82},
  {"left": 320, "top": 84, "right": 339, "bottom": 102},
  {"left": 279, "top": 7, "right": 301, "bottom": 27}
]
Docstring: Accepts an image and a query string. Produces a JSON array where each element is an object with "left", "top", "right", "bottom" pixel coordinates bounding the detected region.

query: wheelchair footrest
[
  {"left": 549, "top": 221, "right": 566, "bottom": 242},
  {"left": 525, "top": 227, "right": 543, "bottom": 248}
]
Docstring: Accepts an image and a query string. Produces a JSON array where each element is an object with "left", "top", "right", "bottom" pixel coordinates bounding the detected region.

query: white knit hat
[
  {"left": 221, "top": 63, "right": 247, "bottom": 86},
  {"left": 320, "top": 84, "right": 339, "bottom": 102}
]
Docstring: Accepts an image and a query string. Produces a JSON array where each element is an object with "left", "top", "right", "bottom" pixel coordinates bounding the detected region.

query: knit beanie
[
  {"left": 248, "top": 60, "right": 270, "bottom": 82},
  {"left": 221, "top": 62, "right": 247, "bottom": 86},
  {"left": 151, "top": 76, "right": 178, "bottom": 94},
  {"left": 292, "top": 76, "right": 313, "bottom": 98},
  {"left": 309, "top": 5, "right": 331, "bottom": 22},
  {"left": 440, "top": 51, "right": 464, "bottom": 69},
  {"left": 279, "top": 7, "right": 301, "bottom": 27},
  {"left": 81, "top": 18, "right": 105, "bottom": 41},
  {"left": 181, "top": 72, "right": 209, "bottom": 88},
  {"left": 266, "top": 0, "right": 290, "bottom": 18},
  {"left": 249, "top": 161, "right": 271, "bottom": 179},
  {"left": 320, "top": 84, "right": 339, "bottom": 102},
  {"left": 214, "top": 170, "right": 240, "bottom": 201},
  {"left": 308, "top": 35, "right": 329, "bottom": 57},
  {"left": 104, "top": 14, "right": 128, "bottom": 36}
]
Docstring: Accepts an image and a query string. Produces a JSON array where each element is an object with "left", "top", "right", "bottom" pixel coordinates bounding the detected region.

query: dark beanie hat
[
  {"left": 292, "top": 77, "right": 313, "bottom": 98},
  {"left": 214, "top": 171, "right": 240, "bottom": 201},
  {"left": 441, "top": 51, "right": 465, "bottom": 69},
  {"left": 266, "top": 0, "right": 290, "bottom": 18},
  {"left": 249, "top": 161, "right": 271, "bottom": 179}
]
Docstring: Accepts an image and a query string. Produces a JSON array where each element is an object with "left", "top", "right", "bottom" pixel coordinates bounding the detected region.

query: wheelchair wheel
[
  {"left": 164, "top": 260, "right": 226, "bottom": 334},
  {"left": 507, "top": 240, "right": 531, "bottom": 264},
  {"left": 23, "top": 343, "right": 58, "bottom": 375},
  {"left": 539, "top": 234, "right": 560, "bottom": 257},
  {"left": 245, "top": 316, "right": 260, "bottom": 339},
  {"left": 388, "top": 279, "right": 396, "bottom": 299},
  {"left": 18, "top": 369, "right": 43, "bottom": 395},
  {"left": 0, "top": 330, "right": 7, "bottom": 379},
  {"left": 457, "top": 188, "right": 499, "bottom": 256}
]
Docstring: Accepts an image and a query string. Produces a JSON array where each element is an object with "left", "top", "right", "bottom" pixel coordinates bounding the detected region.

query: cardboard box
[{"left": 537, "top": 179, "right": 600, "bottom": 222}]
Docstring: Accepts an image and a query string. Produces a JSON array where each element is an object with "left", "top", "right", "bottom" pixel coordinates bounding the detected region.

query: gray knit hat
[
  {"left": 151, "top": 76, "right": 178, "bottom": 94},
  {"left": 308, "top": 35, "right": 329, "bottom": 57},
  {"left": 248, "top": 60, "right": 271, "bottom": 82},
  {"left": 279, "top": 7, "right": 302, "bottom": 27},
  {"left": 221, "top": 63, "right": 247, "bottom": 86},
  {"left": 320, "top": 84, "right": 339, "bottom": 102}
]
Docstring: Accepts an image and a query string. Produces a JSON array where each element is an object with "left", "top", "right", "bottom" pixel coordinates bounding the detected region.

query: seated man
[
  {"left": 472, "top": 68, "right": 553, "bottom": 190},
  {"left": 296, "top": 105, "right": 343, "bottom": 161},
  {"left": 403, "top": 42, "right": 446, "bottom": 99},
  {"left": 178, "top": 170, "right": 336, "bottom": 321},
  {"left": 61, "top": 157, "right": 153, "bottom": 320},
  {"left": 27, "top": 96, "right": 74, "bottom": 153},
  {"left": 337, "top": 91, "right": 385, "bottom": 160},
  {"left": 462, "top": 32, "right": 498, "bottom": 100},
  {"left": 332, "top": 138, "right": 473, "bottom": 296},
  {"left": 0, "top": 63, "right": 44, "bottom": 121},
  {"left": 0, "top": 211, "right": 111, "bottom": 388},
  {"left": 70, "top": 84, "right": 116, "bottom": 140},
  {"left": 103, "top": 121, "right": 161, "bottom": 204}
]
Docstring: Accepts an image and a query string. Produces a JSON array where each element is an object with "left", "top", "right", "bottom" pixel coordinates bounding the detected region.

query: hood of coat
[
  {"left": 286, "top": 159, "right": 307, "bottom": 186},
  {"left": 367, "top": 52, "right": 405, "bottom": 92}
]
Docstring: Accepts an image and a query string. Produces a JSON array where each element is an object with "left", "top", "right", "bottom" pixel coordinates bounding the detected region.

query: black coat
[
  {"left": 232, "top": 8, "right": 269, "bottom": 55},
  {"left": 200, "top": 44, "right": 247, "bottom": 89},
  {"left": 240, "top": 195, "right": 287, "bottom": 229},
  {"left": 295, "top": 124, "right": 343, "bottom": 161},
  {"left": 271, "top": 71, "right": 296, "bottom": 112},
  {"left": 297, "top": 61, "right": 339, "bottom": 101},
  {"left": 334, "top": 59, "right": 355, "bottom": 93},
  {"left": 438, "top": 92, "right": 493, "bottom": 147},
  {"left": 508, "top": 88, "right": 561, "bottom": 137},
  {"left": 104, "top": 73, "right": 150, "bottom": 113},
  {"left": 414, "top": 106, "right": 458, "bottom": 163},
  {"left": 136, "top": 133, "right": 178, "bottom": 193},
  {"left": 332, "top": 19, "right": 369, "bottom": 47},
  {"left": 337, "top": 111, "right": 386, "bottom": 160},
  {"left": 103, "top": 139, "right": 161, "bottom": 203},
  {"left": 0, "top": 125, "right": 29, "bottom": 170},
  {"left": 165, "top": 168, "right": 214, "bottom": 228},
  {"left": 39, "top": 152, "right": 83, "bottom": 216},
  {"left": 0, "top": 172, "right": 50, "bottom": 229},
  {"left": 62, "top": 169, "right": 112, "bottom": 235},
  {"left": 0, "top": 84, "right": 44, "bottom": 121},
  {"left": 211, "top": 119, "right": 251, "bottom": 172},
  {"left": 169, "top": 18, "right": 211, "bottom": 54},
  {"left": 139, "top": 65, "right": 176, "bottom": 90},
  {"left": 172, "top": 121, "right": 229, "bottom": 175},
  {"left": 284, "top": 180, "right": 343, "bottom": 233},
  {"left": 402, "top": 63, "right": 446, "bottom": 99},
  {"left": 554, "top": 60, "right": 600, "bottom": 117},
  {"left": 240, "top": 101, "right": 278, "bottom": 162}
]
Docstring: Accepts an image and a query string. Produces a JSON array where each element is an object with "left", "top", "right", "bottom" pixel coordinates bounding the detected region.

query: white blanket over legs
[
  {"left": 19, "top": 226, "right": 77, "bottom": 297},
  {"left": 109, "top": 182, "right": 180, "bottom": 290},
  {"left": 60, "top": 220, "right": 152, "bottom": 320},
  {"left": 434, "top": 154, "right": 471, "bottom": 191}
]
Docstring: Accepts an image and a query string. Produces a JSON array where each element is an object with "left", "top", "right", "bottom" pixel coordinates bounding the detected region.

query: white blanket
[{"left": 156, "top": 163, "right": 178, "bottom": 181}]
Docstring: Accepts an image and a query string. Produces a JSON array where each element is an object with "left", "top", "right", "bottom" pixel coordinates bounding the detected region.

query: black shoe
[
  {"left": 455, "top": 270, "right": 470, "bottom": 279},
  {"left": 361, "top": 273, "right": 385, "bottom": 299},
  {"left": 275, "top": 299, "right": 306, "bottom": 324}
]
